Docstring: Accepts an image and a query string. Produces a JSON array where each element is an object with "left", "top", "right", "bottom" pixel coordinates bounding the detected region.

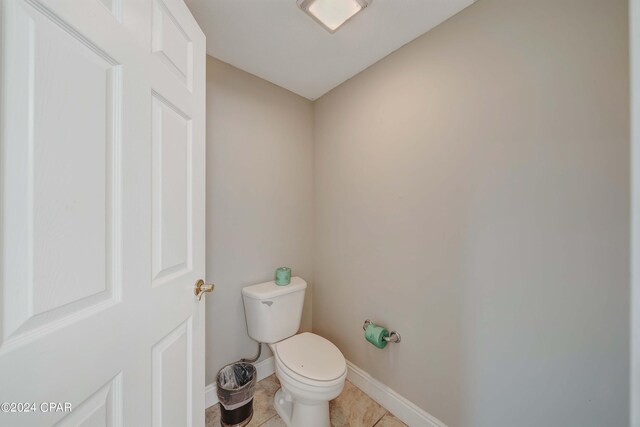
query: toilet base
[{"left": 274, "top": 388, "right": 330, "bottom": 427}]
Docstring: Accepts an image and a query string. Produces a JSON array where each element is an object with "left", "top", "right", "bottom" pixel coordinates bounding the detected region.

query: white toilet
[{"left": 242, "top": 277, "right": 346, "bottom": 427}]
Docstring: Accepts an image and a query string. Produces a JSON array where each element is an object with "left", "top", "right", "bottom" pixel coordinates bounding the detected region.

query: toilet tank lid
[{"left": 242, "top": 276, "right": 307, "bottom": 300}]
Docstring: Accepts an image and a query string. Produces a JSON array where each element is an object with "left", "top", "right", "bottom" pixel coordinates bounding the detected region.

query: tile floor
[{"left": 205, "top": 375, "right": 407, "bottom": 427}]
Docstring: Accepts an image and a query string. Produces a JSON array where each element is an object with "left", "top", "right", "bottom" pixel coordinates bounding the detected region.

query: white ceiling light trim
[{"left": 297, "top": 0, "right": 371, "bottom": 33}]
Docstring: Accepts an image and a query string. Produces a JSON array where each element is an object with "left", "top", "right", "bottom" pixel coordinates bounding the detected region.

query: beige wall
[
  {"left": 313, "top": 0, "right": 629, "bottom": 426},
  {"left": 205, "top": 57, "right": 314, "bottom": 385},
  {"left": 631, "top": 0, "right": 640, "bottom": 424}
]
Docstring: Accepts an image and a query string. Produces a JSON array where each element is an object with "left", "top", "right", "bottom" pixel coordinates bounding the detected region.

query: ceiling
[{"left": 185, "top": 0, "right": 476, "bottom": 100}]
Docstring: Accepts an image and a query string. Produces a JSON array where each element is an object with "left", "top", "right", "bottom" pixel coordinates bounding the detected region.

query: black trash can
[{"left": 216, "top": 362, "right": 257, "bottom": 427}]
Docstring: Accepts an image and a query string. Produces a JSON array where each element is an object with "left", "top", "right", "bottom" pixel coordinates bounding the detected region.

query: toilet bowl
[
  {"left": 270, "top": 332, "right": 346, "bottom": 427},
  {"left": 242, "top": 278, "right": 347, "bottom": 427}
]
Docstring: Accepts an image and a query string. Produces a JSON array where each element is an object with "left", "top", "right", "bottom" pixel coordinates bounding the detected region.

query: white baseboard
[
  {"left": 255, "top": 356, "right": 276, "bottom": 381},
  {"left": 346, "top": 360, "right": 447, "bottom": 427},
  {"left": 205, "top": 356, "right": 445, "bottom": 427},
  {"left": 205, "top": 382, "right": 218, "bottom": 409},
  {"left": 205, "top": 356, "right": 276, "bottom": 409}
]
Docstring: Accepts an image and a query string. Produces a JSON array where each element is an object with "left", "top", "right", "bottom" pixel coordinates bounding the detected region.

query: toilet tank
[{"left": 242, "top": 277, "right": 307, "bottom": 344}]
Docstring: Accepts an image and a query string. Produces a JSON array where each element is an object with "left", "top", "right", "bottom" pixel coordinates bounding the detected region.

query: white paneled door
[{"left": 0, "top": 0, "right": 206, "bottom": 425}]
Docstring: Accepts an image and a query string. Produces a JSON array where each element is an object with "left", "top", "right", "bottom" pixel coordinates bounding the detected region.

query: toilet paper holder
[{"left": 363, "top": 319, "right": 401, "bottom": 343}]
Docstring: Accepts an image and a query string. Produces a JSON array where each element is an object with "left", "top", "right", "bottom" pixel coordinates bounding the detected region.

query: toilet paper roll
[
  {"left": 365, "top": 323, "right": 389, "bottom": 349},
  {"left": 275, "top": 267, "right": 291, "bottom": 286}
]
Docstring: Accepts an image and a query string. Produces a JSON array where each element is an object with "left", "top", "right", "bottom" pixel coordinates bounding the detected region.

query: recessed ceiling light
[{"left": 297, "top": 0, "right": 371, "bottom": 33}]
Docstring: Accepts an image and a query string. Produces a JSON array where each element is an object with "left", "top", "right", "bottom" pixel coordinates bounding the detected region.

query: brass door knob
[{"left": 194, "top": 279, "right": 215, "bottom": 301}]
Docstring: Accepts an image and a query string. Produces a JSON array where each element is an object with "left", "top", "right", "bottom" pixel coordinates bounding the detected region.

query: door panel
[
  {"left": 0, "top": 0, "right": 206, "bottom": 425},
  {"left": 152, "top": 319, "right": 192, "bottom": 427},
  {"left": 56, "top": 374, "right": 123, "bottom": 427},
  {"left": 152, "top": 0, "right": 194, "bottom": 90},
  {"left": 1, "top": 0, "right": 122, "bottom": 349},
  {"left": 151, "top": 93, "right": 193, "bottom": 287}
]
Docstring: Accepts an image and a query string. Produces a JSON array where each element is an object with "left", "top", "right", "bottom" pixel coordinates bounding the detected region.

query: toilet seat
[{"left": 273, "top": 332, "right": 346, "bottom": 387}]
